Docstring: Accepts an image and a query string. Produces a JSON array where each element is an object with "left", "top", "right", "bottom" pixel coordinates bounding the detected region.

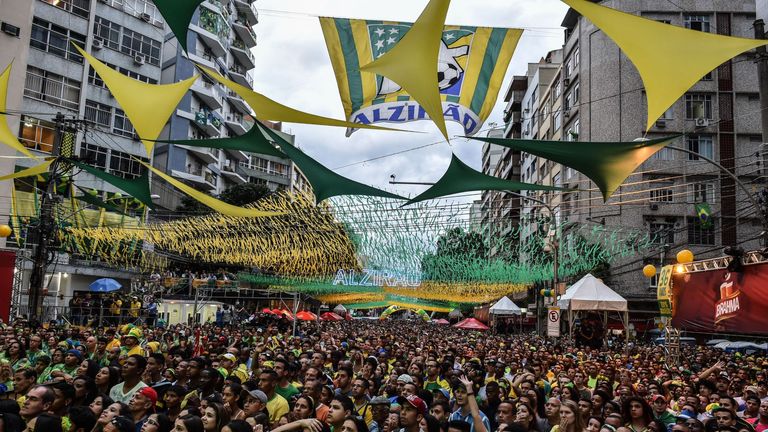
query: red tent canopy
[
  {"left": 262, "top": 308, "right": 273, "bottom": 314},
  {"left": 279, "top": 309, "right": 294, "bottom": 320},
  {"left": 434, "top": 318, "right": 450, "bottom": 325},
  {"left": 320, "top": 312, "right": 343, "bottom": 321},
  {"left": 453, "top": 318, "right": 490, "bottom": 330},
  {"left": 296, "top": 311, "right": 318, "bottom": 321}
]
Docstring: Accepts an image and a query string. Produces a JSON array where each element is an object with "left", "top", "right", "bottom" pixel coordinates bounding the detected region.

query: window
[
  {"left": 93, "top": 17, "right": 121, "bottom": 51},
  {"left": 685, "top": 94, "right": 712, "bottom": 119},
  {"left": 554, "top": 81, "right": 561, "bottom": 98},
  {"left": 79, "top": 142, "right": 108, "bottom": 169},
  {"left": 652, "top": 147, "right": 675, "bottom": 161},
  {"left": 572, "top": 83, "right": 580, "bottom": 104},
  {"left": 687, "top": 136, "right": 714, "bottom": 160},
  {"left": 649, "top": 182, "right": 674, "bottom": 202},
  {"left": 109, "top": 149, "right": 148, "bottom": 179},
  {"left": 84, "top": 100, "right": 112, "bottom": 128},
  {"left": 553, "top": 110, "right": 562, "bottom": 131},
  {"left": 119, "top": 68, "right": 157, "bottom": 84},
  {"left": 649, "top": 221, "right": 675, "bottom": 245},
  {"left": 120, "top": 28, "right": 161, "bottom": 66},
  {"left": 553, "top": 173, "right": 562, "bottom": 187},
  {"left": 24, "top": 66, "right": 81, "bottom": 110},
  {"left": 110, "top": 0, "right": 163, "bottom": 24},
  {"left": 565, "top": 58, "right": 573, "bottom": 78},
  {"left": 573, "top": 46, "right": 580, "bottom": 67},
  {"left": 688, "top": 182, "right": 716, "bottom": 203},
  {"left": 40, "top": 0, "right": 89, "bottom": 19},
  {"left": 684, "top": 15, "right": 711, "bottom": 32},
  {"left": 113, "top": 109, "right": 135, "bottom": 138},
  {"left": 89, "top": 64, "right": 157, "bottom": 88},
  {"left": 564, "top": 92, "right": 572, "bottom": 111},
  {"left": 18, "top": 116, "right": 56, "bottom": 153},
  {"left": 30, "top": 18, "right": 86, "bottom": 63},
  {"left": 687, "top": 216, "right": 715, "bottom": 245}
]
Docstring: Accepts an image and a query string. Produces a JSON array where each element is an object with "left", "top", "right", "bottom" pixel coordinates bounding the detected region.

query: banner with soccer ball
[{"left": 320, "top": 18, "right": 523, "bottom": 136}]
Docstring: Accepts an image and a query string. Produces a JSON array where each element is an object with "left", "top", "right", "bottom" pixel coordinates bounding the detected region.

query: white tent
[
  {"left": 557, "top": 274, "right": 628, "bottom": 341},
  {"left": 489, "top": 296, "right": 522, "bottom": 315}
]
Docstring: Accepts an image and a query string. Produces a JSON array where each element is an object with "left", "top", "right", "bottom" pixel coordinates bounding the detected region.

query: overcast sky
[{"left": 250, "top": 0, "right": 569, "bottom": 200}]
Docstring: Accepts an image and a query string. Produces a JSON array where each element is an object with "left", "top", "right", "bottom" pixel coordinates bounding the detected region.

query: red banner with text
[{"left": 671, "top": 262, "right": 768, "bottom": 334}]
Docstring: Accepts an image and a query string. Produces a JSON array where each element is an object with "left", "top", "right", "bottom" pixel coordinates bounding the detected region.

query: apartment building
[{"left": 513, "top": 0, "right": 764, "bottom": 306}]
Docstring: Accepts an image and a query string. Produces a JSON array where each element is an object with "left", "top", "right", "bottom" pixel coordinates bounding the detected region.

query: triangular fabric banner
[
  {"left": 359, "top": 0, "right": 451, "bottom": 140},
  {"left": 405, "top": 154, "right": 568, "bottom": 205},
  {"left": 74, "top": 44, "right": 197, "bottom": 156},
  {"left": 70, "top": 160, "right": 155, "bottom": 208},
  {"left": 0, "top": 63, "right": 38, "bottom": 159},
  {"left": 472, "top": 135, "right": 680, "bottom": 201},
  {"left": 139, "top": 161, "right": 284, "bottom": 218},
  {"left": 0, "top": 159, "right": 53, "bottom": 181},
  {"left": 196, "top": 65, "right": 401, "bottom": 132},
  {"left": 148, "top": 0, "right": 203, "bottom": 53},
  {"left": 152, "top": 124, "right": 286, "bottom": 158},
  {"left": 75, "top": 187, "right": 127, "bottom": 215},
  {"left": 258, "top": 123, "right": 406, "bottom": 203},
  {"left": 561, "top": 0, "right": 768, "bottom": 131}
]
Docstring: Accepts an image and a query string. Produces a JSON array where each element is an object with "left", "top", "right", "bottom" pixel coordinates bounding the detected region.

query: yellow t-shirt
[{"left": 266, "top": 394, "right": 289, "bottom": 424}]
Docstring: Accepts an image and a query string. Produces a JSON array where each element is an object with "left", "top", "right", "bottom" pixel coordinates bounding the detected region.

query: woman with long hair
[
  {"left": 419, "top": 414, "right": 441, "bottom": 432},
  {"left": 553, "top": 400, "right": 586, "bottom": 432},
  {"left": 92, "top": 402, "right": 131, "bottom": 432},
  {"left": 73, "top": 375, "right": 98, "bottom": 407},
  {"left": 90, "top": 394, "right": 115, "bottom": 418},
  {"left": 78, "top": 359, "right": 101, "bottom": 379},
  {"left": 174, "top": 415, "right": 205, "bottom": 432},
  {"left": 514, "top": 402, "right": 541, "bottom": 432},
  {"left": 341, "top": 416, "right": 368, "bottom": 432},
  {"left": 223, "top": 420, "right": 253, "bottom": 432},
  {"left": 223, "top": 383, "right": 245, "bottom": 420},
  {"left": 622, "top": 397, "right": 653, "bottom": 432},
  {"left": 202, "top": 402, "right": 232, "bottom": 432},
  {"left": 4, "top": 341, "right": 29, "bottom": 372},
  {"left": 95, "top": 366, "right": 121, "bottom": 395},
  {"left": 586, "top": 416, "right": 603, "bottom": 432},
  {"left": 292, "top": 395, "right": 316, "bottom": 421}
]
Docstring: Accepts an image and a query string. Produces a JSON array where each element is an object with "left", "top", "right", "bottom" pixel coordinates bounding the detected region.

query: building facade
[{"left": 509, "top": 0, "right": 764, "bottom": 307}]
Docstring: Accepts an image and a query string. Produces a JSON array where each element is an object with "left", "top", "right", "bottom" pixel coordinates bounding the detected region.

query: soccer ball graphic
[{"left": 438, "top": 62, "right": 461, "bottom": 90}]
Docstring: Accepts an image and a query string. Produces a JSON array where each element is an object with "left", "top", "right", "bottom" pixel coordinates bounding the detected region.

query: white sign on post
[{"left": 547, "top": 307, "right": 561, "bottom": 337}]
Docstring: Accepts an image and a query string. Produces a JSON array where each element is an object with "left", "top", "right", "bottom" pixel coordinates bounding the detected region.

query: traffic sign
[{"left": 547, "top": 306, "right": 561, "bottom": 337}]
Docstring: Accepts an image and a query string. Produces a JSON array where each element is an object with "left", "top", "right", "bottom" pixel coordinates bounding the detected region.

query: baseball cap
[
  {"left": 247, "top": 389, "right": 268, "bottom": 404},
  {"left": 651, "top": 394, "right": 666, "bottom": 403},
  {"left": 137, "top": 387, "right": 158, "bottom": 410},
  {"left": 745, "top": 386, "right": 759, "bottom": 394},
  {"left": 397, "top": 395, "right": 427, "bottom": 416},
  {"left": 369, "top": 396, "right": 391, "bottom": 406},
  {"left": 432, "top": 388, "right": 450, "bottom": 399},
  {"left": 221, "top": 353, "right": 237, "bottom": 362},
  {"left": 397, "top": 374, "right": 414, "bottom": 384}
]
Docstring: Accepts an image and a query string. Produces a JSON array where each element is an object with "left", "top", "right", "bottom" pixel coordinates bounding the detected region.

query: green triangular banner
[
  {"left": 71, "top": 160, "right": 154, "bottom": 209},
  {"left": 153, "top": 124, "right": 285, "bottom": 158},
  {"left": 150, "top": 0, "right": 204, "bottom": 53}
]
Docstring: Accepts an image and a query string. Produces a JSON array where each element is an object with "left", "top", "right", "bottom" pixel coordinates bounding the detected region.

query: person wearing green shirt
[{"left": 273, "top": 358, "right": 300, "bottom": 402}]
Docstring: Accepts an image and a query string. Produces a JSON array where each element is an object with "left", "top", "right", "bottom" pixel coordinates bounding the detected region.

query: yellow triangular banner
[
  {"left": 196, "top": 65, "right": 400, "bottom": 132},
  {"left": 0, "top": 159, "right": 53, "bottom": 181},
  {"left": 0, "top": 63, "right": 39, "bottom": 159},
  {"left": 139, "top": 161, "right": 285, "bottom": 218},
  {"left": 562, "top": 0, "right": 768, "bottom": 131},
  {"left": 359, "top": 0, "right": 451, "bottom": 140},
  {"left": 74, "top": 44, "right": 197, "bottom": 156}
]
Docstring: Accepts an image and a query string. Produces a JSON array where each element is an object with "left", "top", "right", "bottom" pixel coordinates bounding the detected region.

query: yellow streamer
[
  {"left": 561, "top": 0, "right": 768, "bottom": 131},
  {"left": 74, "top": 45, "right": 197, "bottom": 156},
  {"left": 0, "top": 159, "right": 53, "bottom": 181},
  {"left": 359, "top": 0, "right": 451, "bottom": 140},
  {"left": 0, "top": 63, "right": 38, "bottom": 159}
]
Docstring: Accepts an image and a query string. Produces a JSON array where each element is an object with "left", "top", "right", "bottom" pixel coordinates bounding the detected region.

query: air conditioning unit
[
  {"left": 563, "top": 78, "right": 571, "bottom": 87},
  {"left": 655, "top": 119, "right": 666, "bottom": 128},
  {"left": 139, "top": 12, "right": 151, "bottom": 22},
  {"left": 695, "top": 118, "right": 710, "bottom": 127},
  {"left": 650, "top": 203, "right": 659, "bottom": 211},
  {"left": 133, "top": 54, "right": 145, "bottom": 65},
  {"left": 92, "top": 39, "right": 103, "bottom": 50}
]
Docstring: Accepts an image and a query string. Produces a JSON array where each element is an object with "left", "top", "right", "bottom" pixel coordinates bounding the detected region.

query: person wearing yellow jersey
[
  {"left": 424, "top": 360, "right": 449, "bottom": 392},
  {"left": 129, "top": 297, "right": 141, "bottom": 319},
  {"left": 258, "top": 369, "right": 289, "bottom": 426},
  {"left": 121, "top": 328, "right": 145, "bottom": 358}
]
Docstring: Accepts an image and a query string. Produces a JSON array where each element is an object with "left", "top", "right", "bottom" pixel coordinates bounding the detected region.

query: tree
[{"left": 176, "top": 183, "right": 273, "bottom": 214}]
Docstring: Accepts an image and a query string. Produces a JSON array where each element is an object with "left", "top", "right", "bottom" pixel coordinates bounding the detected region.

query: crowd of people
[{"left": 0, "top": 312, "right": 765, "bottom": 432}]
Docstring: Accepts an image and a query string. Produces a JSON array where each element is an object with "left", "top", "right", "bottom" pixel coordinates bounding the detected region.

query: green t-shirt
[{"left": 275, "top": 383, "right": 300, "bottom": 402}]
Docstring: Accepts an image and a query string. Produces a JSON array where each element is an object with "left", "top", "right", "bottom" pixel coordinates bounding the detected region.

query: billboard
[{"left": 670, "top": 261, "right": 768, "bottom": 334}]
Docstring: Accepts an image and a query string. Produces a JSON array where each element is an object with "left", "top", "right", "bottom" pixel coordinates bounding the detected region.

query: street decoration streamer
[
  {"left": 357, "top": 0, "right": 451, "bottom": 140},
  {"left": 320, "top": 18, "right": 522, "bottom": 137},
  {"left": 471, "top": 136, "right": 680, "bottom": 200},
  {"left": 258, "top": 122, "right": 406, "bottom": 203},
  {"left": 405, "top": 154, "right": 570, "bottom": 205},
  {"left": 151, "top": 122, "right": 286, "bottom": 158},
  {"left": 149, "top": 0, "right": 204, "bottom": 53},
  {"left": 70, "top": 160, "right": 155, "bottom": 208},
  {"left": 0, "top": 160, "right": 53, "bottom": 181},
  {"left": 561, "top": 0, "right": 768, "bottom": 131},
  {"left": 140, "top": 161, "right": 285, "bottom": 218},
  {"left": 0, "top": 63, "right": 38, "bottom": 159},
  {"left": 197, "top": 65, "right": 401, "bottom": 132},
  {"left": 74, "top": 44, "right": 197, "bottom": 156}
]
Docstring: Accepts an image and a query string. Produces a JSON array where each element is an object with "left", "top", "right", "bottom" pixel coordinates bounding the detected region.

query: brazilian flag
[{"left": 695, "top": 203, "right": 713, "bottom": 229}]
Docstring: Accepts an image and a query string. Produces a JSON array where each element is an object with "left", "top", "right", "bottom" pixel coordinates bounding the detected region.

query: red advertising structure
[
  {"left": 668, "top": 254, "right": 768, "bottom": 334},
  {"left": 0, "top": 250, "right": 15, "bottom": 323}
]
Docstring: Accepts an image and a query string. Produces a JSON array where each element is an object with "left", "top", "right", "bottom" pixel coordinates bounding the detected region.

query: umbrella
[
  {"left": 89, "top": 278, "right": 122, "bottom": 292},
  {"left": 448, "top": 308, "right": 464, "bottom": 319},
  {"left": 434, "top": 318, "right": 450, "bottom": 325},
  {"left": 453, "top": 318, "right": 490, "bottom": 330},
  {"left": 261, "top": 308, "right": 273, "bottom": 314},
  {"left": 279, "top": 309, "right": 294, "bottom": 320},
  {"left": 320, "top": 312, "right": 343, "bottom": 321},
  {"left": 296, "top": 311, "right": 318, "bottom": 321}
]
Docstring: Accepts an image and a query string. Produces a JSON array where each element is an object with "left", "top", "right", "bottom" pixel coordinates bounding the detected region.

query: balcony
[
  {"left": 230, "top": 39, "right": 255, "bottom": 69},
  {"left": 232, "top": 16, "right": 258, "bottom": 47},
  {"left": 225, "top": 113, "right": 248, "bottom": 135},
  {"left": 221, "top": 164, "right": 248, "bottom": 184},
  {"left": 224, "top": 147, "right": 249, "bottom": 161},
  {"left": 229, "top": 65, "right": 252, "bottom": 88},
  {"left": 201, "top": 0, "right": 226, "bottom": 18},
  {"left": 190, "top": 24, "right": 227, "bottom": 58},
  {"left": 193, "top": 109, "right": 222, "bottom": 137},
  {"left": 178, "top": 145, "right": 218, "bottom": 165},
  {"left": 234, "top": 0, "right": 258, "bottom": 25},
  {"left": 171, "top": 168, "right": 217, "bottom": 191},
  {"left": 190, "top": 79, "right": 222, "bottom": 110},
  {"left": 226, "top": 90, "right": 250, "bottom": 114},
  {"left": 184, "top": 47, "right": 216, "bottom": 70}
]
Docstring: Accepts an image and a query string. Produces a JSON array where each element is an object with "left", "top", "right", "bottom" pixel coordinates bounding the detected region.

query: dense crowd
[{"left": 0, "top": 313, "right": 765, "bottom": 432}]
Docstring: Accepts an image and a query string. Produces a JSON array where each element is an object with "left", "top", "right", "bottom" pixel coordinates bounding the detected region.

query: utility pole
[{"left": 755, "top": 20, "right": 768, "bottom": 179}]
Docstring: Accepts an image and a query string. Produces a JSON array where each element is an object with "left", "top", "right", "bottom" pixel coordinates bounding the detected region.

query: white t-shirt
[{"left": 109, "top": 380, "right": 148, "bottom": 404}]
